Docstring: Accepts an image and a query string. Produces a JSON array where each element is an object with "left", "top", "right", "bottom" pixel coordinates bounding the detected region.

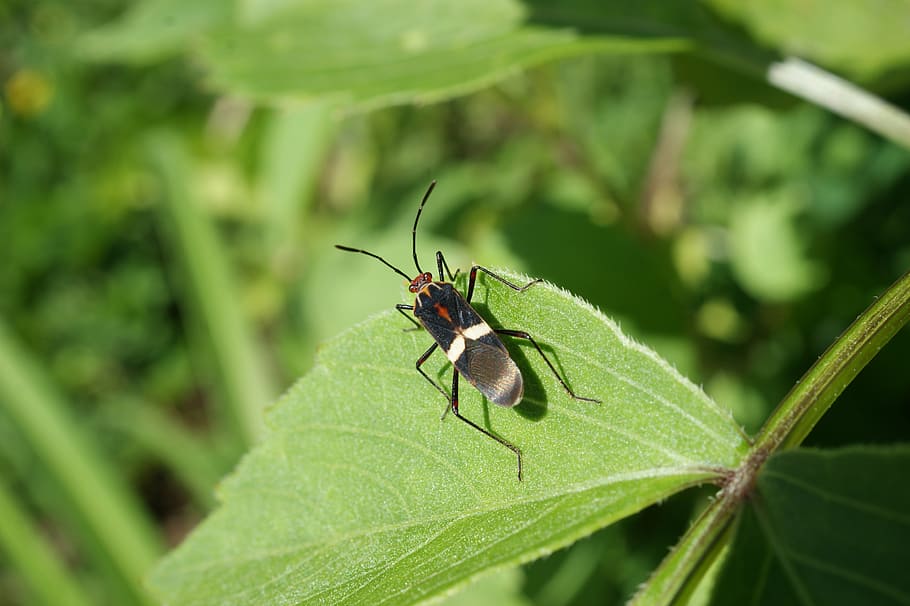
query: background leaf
[
  {"left": 79, "top": 0, "right": 686, "bottom": 109},
  {"left": 706, "top": 0, "right": 910, "bottom": 79},
  {"left": 149, "top": 270, "right": 748, "bottom": 604},
  {"left": 728, "top": 191, "right": 826, "bottom": 302},
  {"left": 712, "top": 446, "right": 910, "bottom": 605},
  {"left": 196, "top": 0, "right": 684, "bottom": 109},
  {"left": 78, "top": 0, "right": 230, "bottom": 62}
]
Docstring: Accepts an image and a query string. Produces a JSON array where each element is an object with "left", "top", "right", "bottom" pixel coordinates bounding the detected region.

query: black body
[{"left": 414, "top": 282, "right": 523, "bottom": 407}]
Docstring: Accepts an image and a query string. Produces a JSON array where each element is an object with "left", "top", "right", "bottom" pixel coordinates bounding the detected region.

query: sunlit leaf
[{"left": 150, "top": 270, "right": 747, "bottom": 604}]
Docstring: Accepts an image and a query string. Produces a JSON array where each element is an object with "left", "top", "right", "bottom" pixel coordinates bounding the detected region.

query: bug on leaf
[{"left": 335, "top": 181, "right": 598, "bottom": 480}]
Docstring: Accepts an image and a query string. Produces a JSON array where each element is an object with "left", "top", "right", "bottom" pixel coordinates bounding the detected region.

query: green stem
[
  {"left": 0, "top": 320, "right": 161, "bottom": 605},
  {"left": 754, "top": 268, "right": 910, "bottom": 452},
  {"left": 628, "top": 499, "right": 738, "bottom": 606},
  {"left": 147, "top": 132, "right": 276, "bottom": 448},
  {"left": 0, "top": 479, "right": 94, "bottom": 606},
  {"left": 632, "top": 268, "right": 910, "bottom": 605}
]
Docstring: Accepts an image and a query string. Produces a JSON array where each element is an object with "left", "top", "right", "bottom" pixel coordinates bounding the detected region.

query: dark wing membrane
[
  {"left": 457, "top": 339, "right": 524, "bottom": 408},
  {"left": 451, "top": 288, "right": 485, "bottom": 329},
  {"left": 415, "top": 284, "right": 460, "bottom": 350}
]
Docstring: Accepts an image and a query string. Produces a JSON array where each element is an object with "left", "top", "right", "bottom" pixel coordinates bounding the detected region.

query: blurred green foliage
[{"left": 1, "top": 0, "right": 909, "bottom": 604}]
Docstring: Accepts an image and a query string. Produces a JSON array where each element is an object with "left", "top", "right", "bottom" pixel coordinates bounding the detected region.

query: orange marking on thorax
[{"left": 433, "top": 302, "right": 452, "bottom": 323}]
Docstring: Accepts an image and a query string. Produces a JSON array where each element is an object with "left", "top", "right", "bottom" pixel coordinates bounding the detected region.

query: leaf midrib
[{"left": 167, "top": 465, "right": 722, "bottom": 578}]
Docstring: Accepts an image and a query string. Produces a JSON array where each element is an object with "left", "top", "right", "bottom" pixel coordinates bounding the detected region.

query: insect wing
[
  {"left": 416, "top": 283, "right": 524, "bottom": 407},
  {"left": 459, "top": 337, "right": 523, "bottom": 408},
  {"left": 415, "top": 284, "right": 461, "bottom": 353}
]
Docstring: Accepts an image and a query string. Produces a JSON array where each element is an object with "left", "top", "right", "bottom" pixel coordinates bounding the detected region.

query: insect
[{"left": 335, "top": 181, "right": 598, "bottom": 480}]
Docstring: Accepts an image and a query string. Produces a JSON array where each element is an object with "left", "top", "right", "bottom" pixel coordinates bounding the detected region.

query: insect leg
[
  {"left": 449, "top": 369, "right": 523, "bottom": 481},
  {"left": 395, "top": 303, "right": 421, "bottom": 331},
  {"left": 466, "top": 265, "right": 541, "bottom": 302},
  {"left": 414, "top": 342, "right": 449, "bottom": 400},
  {"left": 436, "top": 251, "right": 459, "bottom": 282},
  {"left": 494, "top": 329, "right": 601, "bottom": 404}
]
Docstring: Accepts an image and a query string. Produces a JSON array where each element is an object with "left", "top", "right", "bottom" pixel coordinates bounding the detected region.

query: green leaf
[
  {"left": 78, "top": 0, "right": 230, "bottom": 63},
  {"left": 706, "top": 0, "right": 910, "bottom": 79},
  {"left": 150, "top": 270, "right": 747, "bottom": 604},
  {"left": 197, "top": 0, "right": 685, "bottom": 109},
  {"left": 79, "top": 1, "right": 910, "bottom": 149},
  {"left": 728, "top": 191, "right": 826, "bottom": 302},
  {"left": 712, "top": 446, "right": 910, "bottom": 605}
]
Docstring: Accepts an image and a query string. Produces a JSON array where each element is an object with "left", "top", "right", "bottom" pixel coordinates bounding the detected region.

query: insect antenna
[
  {"left": 334, "top": 245, "right": 412, "bottom": 282},
  {"left": 410, "top": 180, "right": 437, "bottom": 275}
]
